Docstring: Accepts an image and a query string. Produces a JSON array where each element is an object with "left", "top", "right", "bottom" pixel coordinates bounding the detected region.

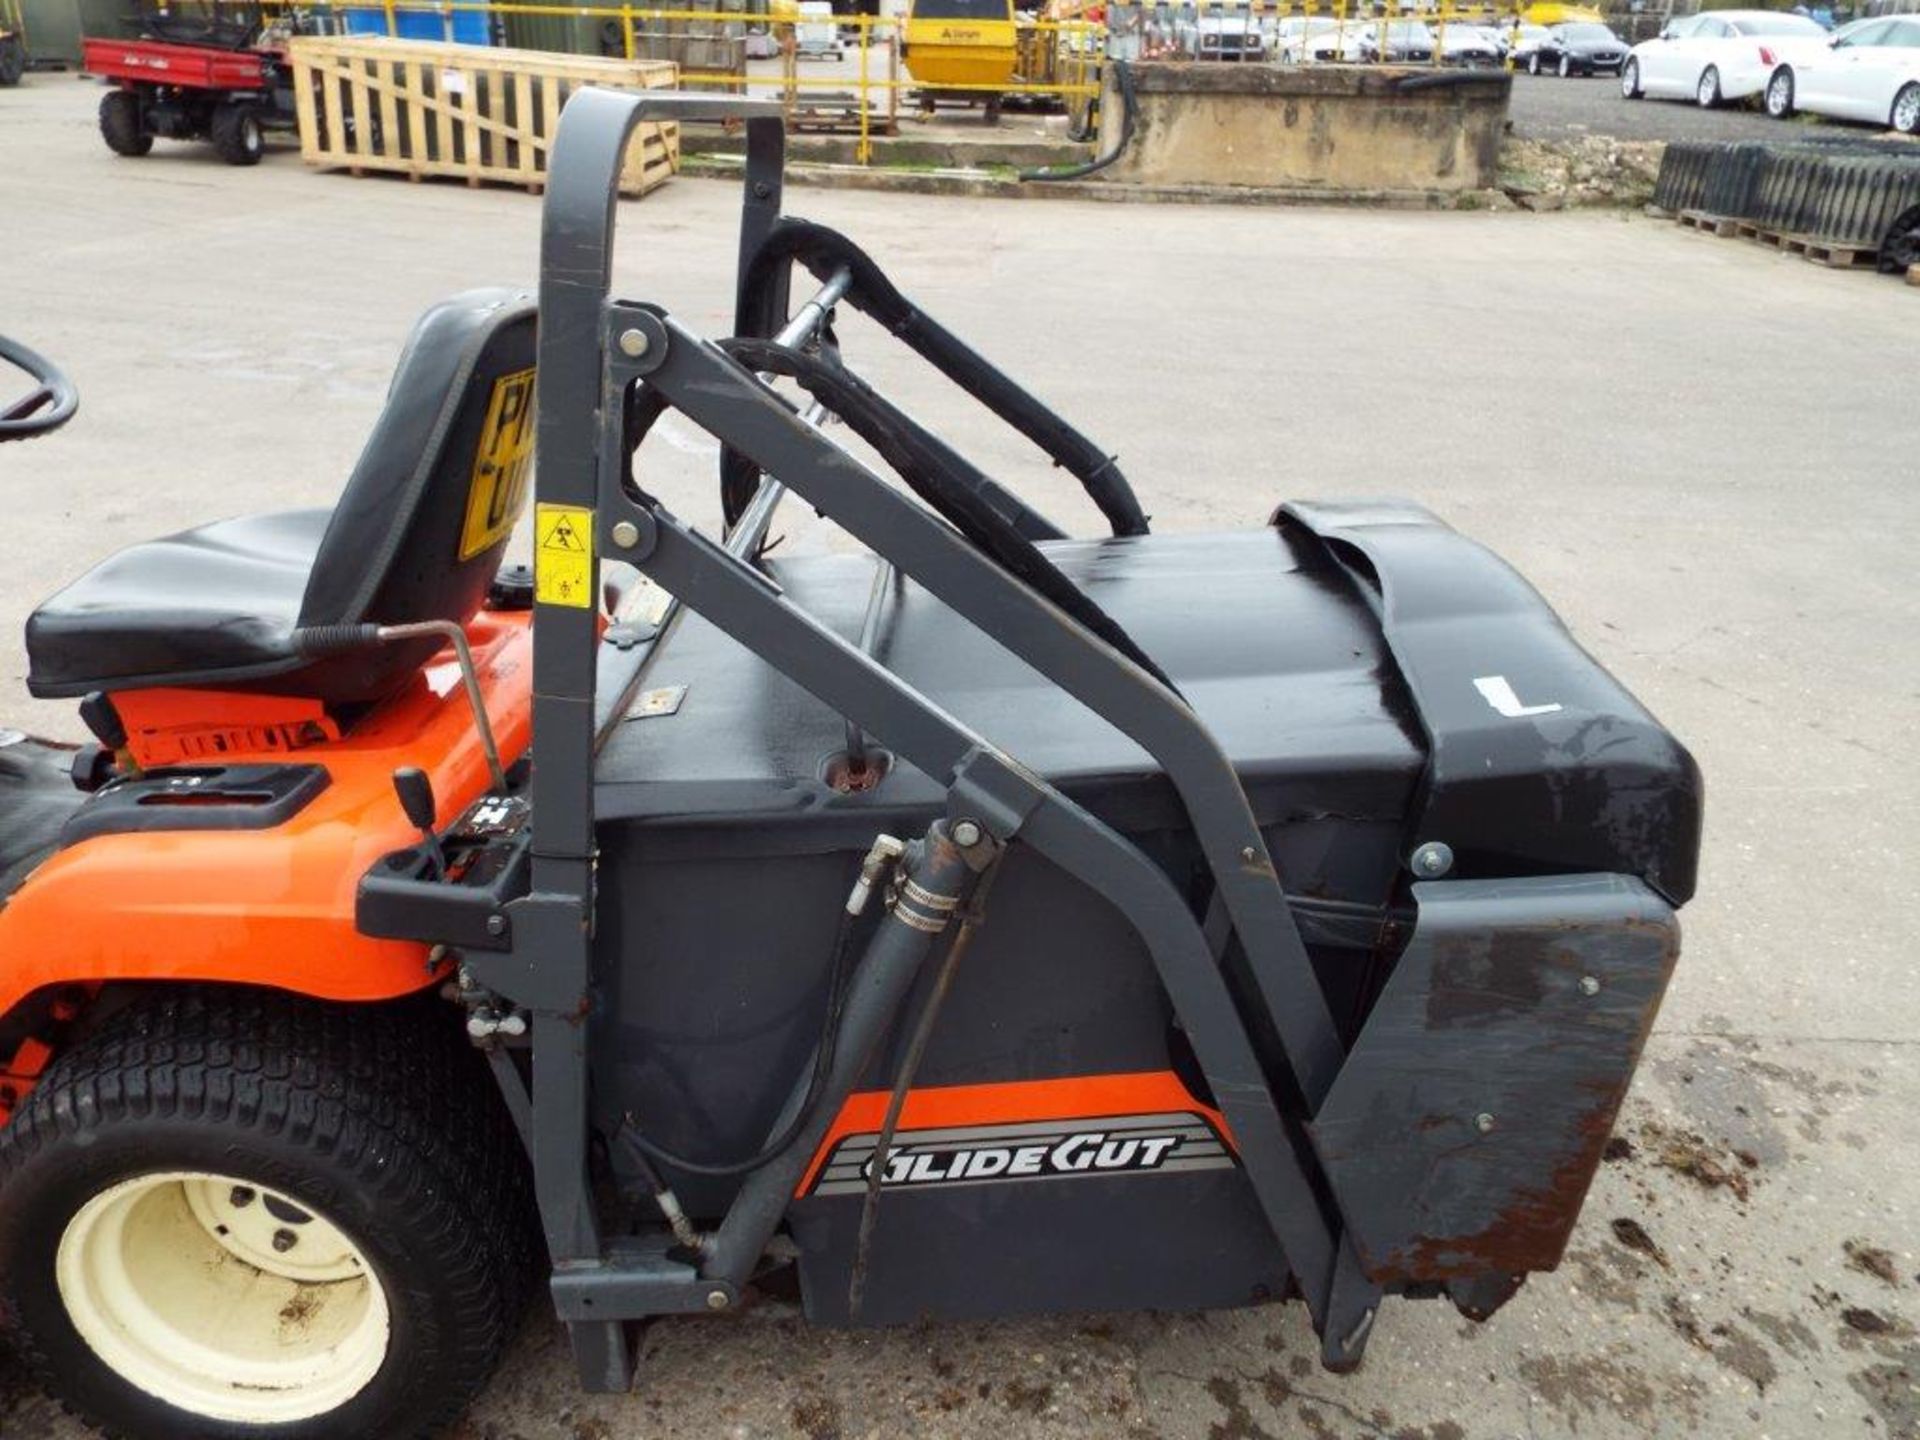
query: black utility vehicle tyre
[
  {"left": 211, "top": 102, "right": 264, "bottom": 165},
  {"left": 0, "top": 988, "right": 535, "bottom": 1440},
  {"left": 0, "top": 35, "right": 25, "bottom": 87},
  {"left": 98, "top": 91, "right": 152, "bottom": 157}
]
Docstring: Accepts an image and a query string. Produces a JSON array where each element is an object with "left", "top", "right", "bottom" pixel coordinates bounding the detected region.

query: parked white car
[
  {"left": 1764, "top": 14, "right": 1920, "bottom": 134},
  {"left": 1177, "top": 4, "right": 1266, "bottom": 60},
  {"left": 1436, "top": 22, "right": 1503, "bottom": 66},
  {"left": 1273, "top": 14, "right": 1367, "bottom": 61},
  {"left": 1622, "top": 10, "right": 1829, "bottom": 107}
]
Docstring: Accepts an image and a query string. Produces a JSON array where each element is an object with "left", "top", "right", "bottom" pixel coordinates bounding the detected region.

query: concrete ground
[
  {"left": 1507, "top": 69, "right": 1806, "bottom": 143},
  {"left": 1, "top": 74, "right": 1917, "bottom": 1440}
]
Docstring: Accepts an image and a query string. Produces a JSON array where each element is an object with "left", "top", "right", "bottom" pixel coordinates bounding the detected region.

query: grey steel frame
[{"left": 493, "top": 87, "right": 1382, "bottom": 1388}]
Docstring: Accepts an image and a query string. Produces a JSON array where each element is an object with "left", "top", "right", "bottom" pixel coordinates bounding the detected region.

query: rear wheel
[
  {"left": 1528, "top": 52, "right": 1540, "bottom": 74},
  {"left": 1558, "top": 53, "right": 1570, "bottom": 78},
  {"left": 1622, "top": 57, "right": 1642, "bottom": 98},
  {"left": 0, "top": 988, "right": 535, "bottom": 1440},
  {"left": 211, "top": 102, "right": 264, "bottom": 165},
  {"left": 98, "top": 90, "right": 152, "bottom": 157},
  {"left": 1766, "top": 67, "right": 1794, "bottom": 119},
  {"left": 1697, "top": 65, "right": 1721, "bottom": 108},
  {"left": 1893, "top": 82, "right": 1920, "bottom": 135}
]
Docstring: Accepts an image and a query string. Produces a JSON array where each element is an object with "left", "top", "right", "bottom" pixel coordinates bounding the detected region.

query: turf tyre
[{"left": 0, "top": 987, "right": 536, "bottom": 1440}]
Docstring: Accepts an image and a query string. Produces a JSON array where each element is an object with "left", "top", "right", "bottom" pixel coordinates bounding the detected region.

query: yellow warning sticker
[
  {"left": 458, "top": 368, "right": 538, "bottom": 562},
  {"left": 535, "top": 504, "right": 594, "bottom": 609}
]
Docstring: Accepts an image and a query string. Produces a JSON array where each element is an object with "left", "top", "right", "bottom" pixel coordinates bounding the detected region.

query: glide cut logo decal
[{"left": 806, "top": 1112, "right": 1234, "bottom": 1197}]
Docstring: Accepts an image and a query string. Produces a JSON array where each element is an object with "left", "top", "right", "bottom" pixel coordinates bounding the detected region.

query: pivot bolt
[
  {"left": 951, "top": 819, "right": 983, "bottom": 847},
  {"left": 1474, "top": 1112, "right": 1496, "bottom": 1134},
  {"left": 485, "top": 914, "right": 508, "bottom": 937},
  {"left": 705, "top": 1288, "right": 729, "bottom": 1311},
  {"left": 617, "top": 328, "right": 651, "bottom": 359},
  {"left": 1410, "top": 841, "right": 1454, "bottom": 879},
  {"left": 1579, "top": 975, "right": 1601, "bottom": 997},
  {"left": 611, "top": 520, "right": 640, "bottom": 550},
  {"left": 1241, "top": 846, "right": 1259, "bottom": 863},
  {"left": 272, "top": 1228, "right": 299, "bottom": 1253}
]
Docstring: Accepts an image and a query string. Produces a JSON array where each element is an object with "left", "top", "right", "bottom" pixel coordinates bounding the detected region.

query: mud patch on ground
[
  {"left": 1843, "top": 1308, "right": 1909, "bottom": 1338},
  {"left": 1849, "top": 1337, "right": 1920, "bottom": 1440},
  {"left": 1204, "top": 1375, "right": 1273, "bottom": 1440},
  {"left": 1001, "top": 1377, "right": 1054, "bottom": 1416},
  {"left": 1711, "top": 1322, "right": 1779, "bottom": 1393},
  {"left": 1743, "top": 1307, "right": 1822, "bottom": 1360},
  {"left": 1847, "top": 1240, "right": 1903, "bottom": 1287},
  {"left": 1519, "top": 1347, "right": 1702, "bottom": 1430},
  {"left": 1563, "top": 1243, "right": 1648, "bottom": 1311},
  {"left": 1610, "top": 1217, "right": 1669, "bottom": 1268},
  {"left": 789, "top": 1392, "right": 843, "bottom": 1440},
  {"left": 1638, "top": 1118, "right": 1757, "bottom": 1202}
]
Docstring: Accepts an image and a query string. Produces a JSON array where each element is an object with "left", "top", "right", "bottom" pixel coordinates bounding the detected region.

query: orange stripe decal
[{"left": 795, "top": 1069, "right": 1235, "bottom": 1197}]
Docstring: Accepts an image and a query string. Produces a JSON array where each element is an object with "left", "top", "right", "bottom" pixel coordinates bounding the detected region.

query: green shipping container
[{"left": 20, "top": 0, "right": 132, "bottom": 67}]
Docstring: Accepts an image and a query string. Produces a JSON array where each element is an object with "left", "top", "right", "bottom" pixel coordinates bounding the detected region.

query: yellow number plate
[
  {"left": 458, "top": 367, "right": 537, "bottom": 562},
  {"left": 535, "top": 503, "right": 594, "bottom": 609}
]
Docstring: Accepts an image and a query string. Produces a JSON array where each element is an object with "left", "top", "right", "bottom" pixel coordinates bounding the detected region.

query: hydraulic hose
[
  {"left": 711, "top": 336, "right": 1179, "bottom": 694},
  {"left": 1019, "top": 58, "right": 1138, "bottom": 183},
  {"left": 736, "top": 219, "right": 1150, "bottom": 539}
]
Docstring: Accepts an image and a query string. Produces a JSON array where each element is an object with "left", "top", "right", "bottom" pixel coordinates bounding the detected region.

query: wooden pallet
[
  {"left": 1677, "top": 208, "right": 1738, "bottom": 237},
  {"left": 1777, "top": 233, "right": 1878, "bottom": 269},
  {"left": 288, "top": 36, "right": 679, "bottom": 197},
  {"left": 1673, "top": 210, "right": 1890, "bottom": 273}
]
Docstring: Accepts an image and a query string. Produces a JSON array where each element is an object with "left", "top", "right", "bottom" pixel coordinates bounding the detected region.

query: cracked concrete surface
[{"left": 1, "top": 76, "right": 1915, "bottom": 1440}]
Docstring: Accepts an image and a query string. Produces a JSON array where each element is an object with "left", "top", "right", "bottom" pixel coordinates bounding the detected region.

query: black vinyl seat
[{"left": 26, "top": 288, "right": 537, "bottom": 705}]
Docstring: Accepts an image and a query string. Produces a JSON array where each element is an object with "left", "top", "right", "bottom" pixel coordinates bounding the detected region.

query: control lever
[
  {"left": 79, "top": 691, "right": 142, "bottom": 779},
  {"left": 392, "top": 766, "right": 448, "bottom": 877}
]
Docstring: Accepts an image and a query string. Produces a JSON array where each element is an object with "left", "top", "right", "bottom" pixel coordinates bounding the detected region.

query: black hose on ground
[
  {"left": 1394, "top": 68, "right": 1510, "bottom": 92},
  {"left": 1019, "top": 58, "right": 1137, "bottom": 183}
]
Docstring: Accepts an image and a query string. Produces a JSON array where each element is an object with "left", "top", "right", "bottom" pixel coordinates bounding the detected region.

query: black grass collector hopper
[{"left": 0, "top": 90, "right": 1699, "bottom": 1438}]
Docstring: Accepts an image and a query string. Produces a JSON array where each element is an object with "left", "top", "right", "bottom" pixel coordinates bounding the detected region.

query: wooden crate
[{"left": 288, "top": 36, "right": 680, "bottom": 196}]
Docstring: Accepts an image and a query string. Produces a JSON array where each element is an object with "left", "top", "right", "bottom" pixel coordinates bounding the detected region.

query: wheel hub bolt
[
  {"left": 229, "top": 1186, "right": 256, "bottom": 1209},
  {"left": 272, "top": 1228, "right": 299, "bottom": 1253}
]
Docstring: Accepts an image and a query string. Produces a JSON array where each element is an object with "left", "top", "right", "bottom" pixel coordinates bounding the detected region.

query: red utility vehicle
[{"left": 83, "top": 11, "right": 305, "bottom": 165}]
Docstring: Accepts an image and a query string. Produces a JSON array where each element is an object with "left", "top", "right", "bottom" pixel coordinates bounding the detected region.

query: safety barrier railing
[{"left": 228, "top": 0, "right": 1546, "bottom": 163}]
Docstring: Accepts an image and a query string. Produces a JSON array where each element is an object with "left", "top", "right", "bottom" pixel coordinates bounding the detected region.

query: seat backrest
[{"left": 297, "top": 287, "right": 537, "bottom": 702}]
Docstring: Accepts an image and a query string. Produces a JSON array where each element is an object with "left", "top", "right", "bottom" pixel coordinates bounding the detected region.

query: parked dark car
[
  {"left": 1359, "top": 19, "right": 1436, "bottom": 62},
  {"left": 1531, "top": 21, "right": 1629, "bottom": 76}
]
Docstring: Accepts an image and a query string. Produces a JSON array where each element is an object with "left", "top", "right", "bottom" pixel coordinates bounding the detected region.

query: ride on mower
[
  {"left": 0, "top": 93, "right": 1700, "bottom": 1438},
  {"left": 82, "top": 3, "right": 320, "bottom": 164}
]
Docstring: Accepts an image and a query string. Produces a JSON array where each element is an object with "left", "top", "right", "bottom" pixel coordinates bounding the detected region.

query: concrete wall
[{"left": 1096, "top": 63, "right": 1511, "bottom": 196}]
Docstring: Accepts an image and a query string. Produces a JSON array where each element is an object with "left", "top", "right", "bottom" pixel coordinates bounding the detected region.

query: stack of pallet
[
  {"left": 288, "top": 36, "right": 681, "bottom": 196},
  {"left": 1650, "top": 138, "right": 1920, "bottom": 278}
]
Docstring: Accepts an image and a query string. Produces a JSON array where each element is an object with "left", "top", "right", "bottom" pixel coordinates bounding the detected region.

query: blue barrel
[{"left": 341, "top": 5, "right": 492, "bottom": 44}]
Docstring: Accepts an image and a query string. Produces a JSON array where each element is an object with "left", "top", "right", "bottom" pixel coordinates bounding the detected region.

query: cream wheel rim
[{"left": 55, "top": 1172, "right": 390, "bottom": 1424}]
